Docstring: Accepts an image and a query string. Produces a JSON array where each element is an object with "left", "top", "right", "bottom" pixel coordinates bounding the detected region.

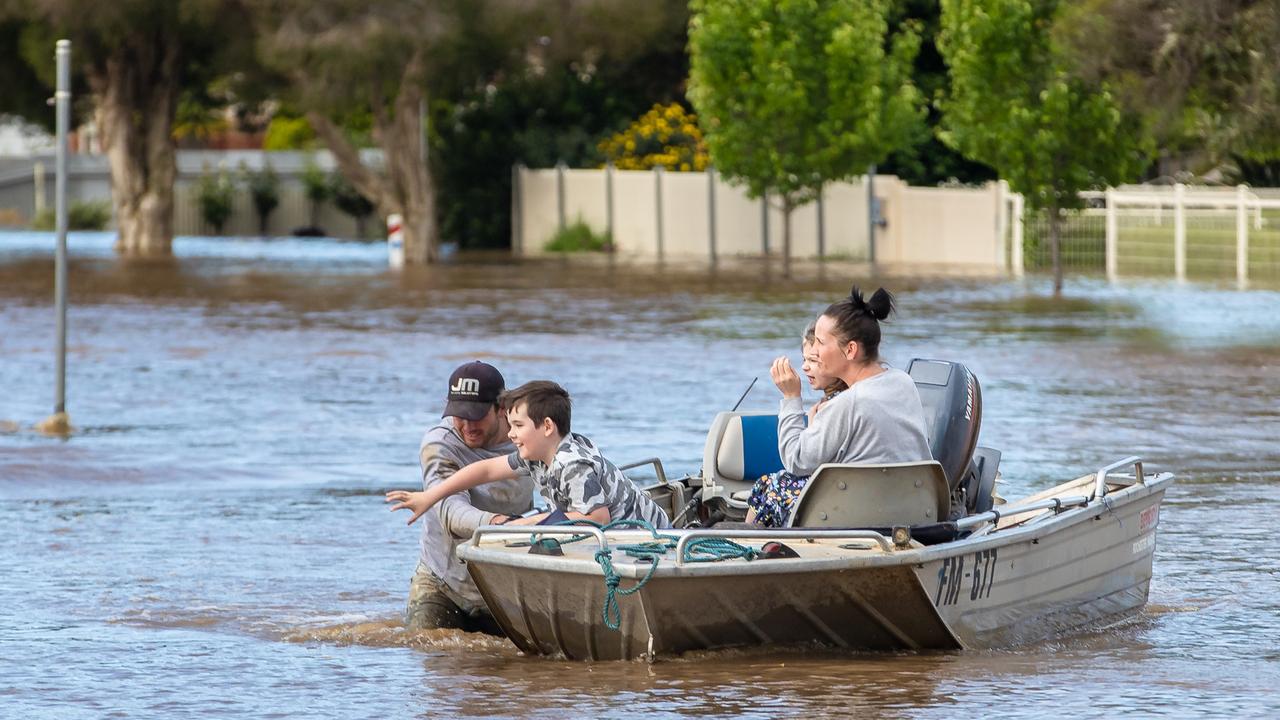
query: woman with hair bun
[{"left": 747, "top": 286, "right": 932, "bottom": 527}]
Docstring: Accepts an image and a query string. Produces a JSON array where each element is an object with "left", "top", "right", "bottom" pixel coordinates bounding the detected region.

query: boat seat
[
  {"left": 701, "top": 411, "right": 785, "bottom": 507},
  {"left": 785, "top": 461, "right": 950, "bottom": 528}
]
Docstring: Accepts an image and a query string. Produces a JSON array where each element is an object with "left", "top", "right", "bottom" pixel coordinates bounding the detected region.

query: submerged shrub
[
  {"left": 197, "top": 171, "right": 236, "bottom": 234},
  {"left": 544, "top": 219, "right": 612, "bottom": 253},
  {"left": 30, "top": 200, "right": 112, "bottom": 231}
]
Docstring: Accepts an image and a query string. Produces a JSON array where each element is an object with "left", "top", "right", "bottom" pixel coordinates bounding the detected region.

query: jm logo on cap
[{"left": 443, "top": 361, "right": 504, "bottom": 421}]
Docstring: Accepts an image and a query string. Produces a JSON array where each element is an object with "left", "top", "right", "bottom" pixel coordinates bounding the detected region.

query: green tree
[
  {"left": 1054, "top": 0, "right": 1280, "bottom": 176},
  {"left": 937, "top": 0, "right": 1150, "bottom": 296},
  {"left": 0, "top": 1, "right": 256, "bottom": 256},
  {"left": 688, "top": 0, "right": 924, "bottom": 272}
]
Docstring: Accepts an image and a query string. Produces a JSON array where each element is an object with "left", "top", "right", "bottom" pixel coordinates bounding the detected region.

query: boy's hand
[{"left": 385, "top": 489, "right": 434, "bottom": 525}]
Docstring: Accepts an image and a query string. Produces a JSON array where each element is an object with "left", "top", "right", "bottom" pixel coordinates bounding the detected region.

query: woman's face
[{"left": 813, "top": 314, "right": 856, "bottom": 382}]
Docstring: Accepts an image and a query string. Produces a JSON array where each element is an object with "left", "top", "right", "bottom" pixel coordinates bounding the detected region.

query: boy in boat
[{"left": 387, "top": 380, "right": 671, "bottom": 529}]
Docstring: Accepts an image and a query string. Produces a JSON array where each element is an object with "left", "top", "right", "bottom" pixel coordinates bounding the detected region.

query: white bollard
[{"left": 387, "top": 213, "right": 404, "bottom": 268}]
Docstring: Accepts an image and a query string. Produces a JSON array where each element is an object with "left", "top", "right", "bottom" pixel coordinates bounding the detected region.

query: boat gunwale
[{"left": 456, "top": 472, "right": 1173, "bottom": 579}]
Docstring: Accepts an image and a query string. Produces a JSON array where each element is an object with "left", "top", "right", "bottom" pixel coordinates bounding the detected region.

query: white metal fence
[{"left": 1021, "top": 184, "right": 1280, "bottom": 287}]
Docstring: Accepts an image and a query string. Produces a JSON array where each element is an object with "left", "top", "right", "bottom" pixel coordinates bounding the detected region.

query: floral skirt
[{"left": 746, "top": 471, "right": 809, "bottom": 528}]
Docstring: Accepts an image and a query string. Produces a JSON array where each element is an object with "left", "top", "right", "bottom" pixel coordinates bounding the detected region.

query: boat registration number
[{"left": 934, "top": 548, "right": 998, "bottom": 607}]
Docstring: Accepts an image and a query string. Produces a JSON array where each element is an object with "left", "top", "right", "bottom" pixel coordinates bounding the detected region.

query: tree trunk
[
  {"left": 1049, "top": 202, "right": 1063, "bottom": 297},
  {"left": 90, "top": 37, "right": 181, "bottom": 257},
  {"left": 306, "top": 51, "right": 436, "bottom": 263}
]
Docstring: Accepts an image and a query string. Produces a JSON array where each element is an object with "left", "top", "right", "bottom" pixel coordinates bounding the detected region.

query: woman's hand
[
  {"left": 385, "top": 489, "right": 437, "bottom": 525},
  {"left": 770, "top": 356, "right": 803, "bottom": 399}
]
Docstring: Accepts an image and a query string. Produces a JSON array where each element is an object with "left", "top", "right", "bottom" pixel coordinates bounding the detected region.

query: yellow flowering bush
[{"left": 598, "top": 103, "right": 710, "bottom": 172}]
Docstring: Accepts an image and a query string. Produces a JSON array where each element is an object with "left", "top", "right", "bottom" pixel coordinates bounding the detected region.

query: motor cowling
[{"left": 907, "top": 358, "right": 982, "bottom": 493}]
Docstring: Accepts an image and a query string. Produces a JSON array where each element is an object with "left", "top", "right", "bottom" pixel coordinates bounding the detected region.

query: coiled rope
[{"left": 532, "top": 519, "right": 759, "bottom": 630}]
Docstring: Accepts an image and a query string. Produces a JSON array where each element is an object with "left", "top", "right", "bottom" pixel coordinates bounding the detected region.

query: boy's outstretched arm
[{"left": 385, "top": 455, "right": 516, "bottom": 525}]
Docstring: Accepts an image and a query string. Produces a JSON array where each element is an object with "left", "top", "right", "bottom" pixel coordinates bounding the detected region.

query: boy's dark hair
[{"left": 499, "top": 380, "right": 572, "bottom": 435}]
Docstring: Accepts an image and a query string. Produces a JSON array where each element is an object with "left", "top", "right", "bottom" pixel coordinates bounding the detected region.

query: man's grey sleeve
[
  {"left": 421, "top": 443, "right": 497, "bottom": 538},
  {"left": 776, "top": 396, "right": 847, "bottom": 476}
]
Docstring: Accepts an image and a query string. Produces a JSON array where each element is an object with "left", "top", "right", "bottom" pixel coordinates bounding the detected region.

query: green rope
[{"left": 532, "top": 518, "right": 759, "bottom": 630}]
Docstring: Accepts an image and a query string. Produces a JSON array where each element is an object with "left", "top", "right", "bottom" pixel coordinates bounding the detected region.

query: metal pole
[
  {"left": 866, "top": 165, "right": 877, "bottom": 269},
  {"left": 707, "top": 166, "right": 718, "bottom": 264},
  {"left": 54, "top": 40, "right": 70, "bottom": 416},
  {"left": 654, "top": 165, "right": 664, "bottom": 261}
]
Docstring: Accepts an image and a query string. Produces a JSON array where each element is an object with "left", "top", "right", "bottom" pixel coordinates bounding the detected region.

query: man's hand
[
  {"left": 385, "top": 489, "right": 436, "bottom": 525},
  {"left": 770, "top": 356, "right": 803, "bottom": 399}
]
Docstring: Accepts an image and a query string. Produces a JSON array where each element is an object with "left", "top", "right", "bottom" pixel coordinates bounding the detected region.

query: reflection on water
[{"left": 3, "top": 232, "right": 1280, "bottom": 717}]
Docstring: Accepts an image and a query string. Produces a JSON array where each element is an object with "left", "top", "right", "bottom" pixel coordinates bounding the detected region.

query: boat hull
[{"left": 462, "top": 473, "right": 1170, "bottom": 660}]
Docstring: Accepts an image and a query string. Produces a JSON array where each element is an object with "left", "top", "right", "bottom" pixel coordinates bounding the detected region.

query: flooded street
[{"left": 3, "top": 231, "right": 1279, "bottom": 718}]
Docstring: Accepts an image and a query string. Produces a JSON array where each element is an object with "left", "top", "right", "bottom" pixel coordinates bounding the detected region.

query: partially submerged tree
[
  {"left": 1, "top": 0, "right": 255, "bottom": 255},
  {"left": 255, "top": 0, "right": 687, "bottom": 262},
  {"left": 937, "top": 0, "right": 1150, "bottom": 296},
  {"left": 688, "top": 0, "right": 924, "bottom": 272}
]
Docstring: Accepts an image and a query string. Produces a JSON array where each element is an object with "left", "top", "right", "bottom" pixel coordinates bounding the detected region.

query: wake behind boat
[{"left": 456, "top": 360, "right": 1173, "bottom": 661}]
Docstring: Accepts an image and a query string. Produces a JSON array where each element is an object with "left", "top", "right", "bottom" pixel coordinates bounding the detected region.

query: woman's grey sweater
[{"left": 777, "top": 366, "right": 932, "bottom": 476}]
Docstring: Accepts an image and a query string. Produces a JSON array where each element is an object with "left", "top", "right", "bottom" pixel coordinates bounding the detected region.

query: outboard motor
[{"left": 907, "top": 359, "right": 997, "bottom": 517}]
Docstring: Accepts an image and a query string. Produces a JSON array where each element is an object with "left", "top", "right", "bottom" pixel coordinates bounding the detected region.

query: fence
[
  {"left": 515, "top": 165, "right": 1020, "bottom": 275},
  {"left": 0, "top": 150, "right": 382, "bottom": 239},
  {"left": 1022, "top": 184, "right": 1280, "bottom": 287}
]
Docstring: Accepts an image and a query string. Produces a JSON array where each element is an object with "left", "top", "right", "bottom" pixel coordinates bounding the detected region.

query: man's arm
[
  {"left": 421, "top": 444, "right": 507, "bottom": 537},
  {"left": 386, "top": 455, "right": 517, "bottom": 525}
]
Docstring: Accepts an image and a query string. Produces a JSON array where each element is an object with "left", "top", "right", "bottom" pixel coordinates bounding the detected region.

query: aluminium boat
[{"left": 456, "top": 359, "right": 1173, "bottom": 661}]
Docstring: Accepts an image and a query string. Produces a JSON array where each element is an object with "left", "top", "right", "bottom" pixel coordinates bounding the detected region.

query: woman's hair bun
[{"left": 849, "top": 285, "right": 895, "bottom": 321}]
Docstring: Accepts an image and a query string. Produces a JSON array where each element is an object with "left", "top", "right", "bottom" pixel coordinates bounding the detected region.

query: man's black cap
[{"left": 443, "top": 361, "right": 505, "bottom": 420}]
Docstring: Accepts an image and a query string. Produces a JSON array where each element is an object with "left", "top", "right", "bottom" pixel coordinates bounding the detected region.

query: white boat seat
[
  {"left": 701, "top": 411, "right": 785, "bottom": 505},
  {"left": 786, "top": 461, "right": 951, "bottom": 528}
]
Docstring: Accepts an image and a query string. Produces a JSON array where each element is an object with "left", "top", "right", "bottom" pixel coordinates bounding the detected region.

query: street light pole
[{"left": 39, "top": 39, "right": 72, "bottom": 435}]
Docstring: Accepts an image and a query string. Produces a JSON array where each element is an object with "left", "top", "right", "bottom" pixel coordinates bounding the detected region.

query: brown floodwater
[{"left": 2, "top": 232, "right": 1279, "bottom": 718}]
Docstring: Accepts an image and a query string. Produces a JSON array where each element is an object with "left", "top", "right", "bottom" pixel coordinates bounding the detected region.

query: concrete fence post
[
  {"left": 1236, "top": 184, "right": 1249, "bottom": 289},
  {"left": 34, "top": 161, "right": 46, "bottom": 214},
  {"left": 1011, "top": 193, "right": 1025, "bottom": 279},
  {"left": 1174, "top": 183, "right": 1186, "bottom": 282},
  {"left": 761, "top": 191, "right": 770, "bottom": 255},
  {"left": 556, "top": 161, "right": 567, "bottom": 231},
  {"left": 654, "top": 165, "right": 665, "bottom": 261},
  {"left": 1105, "top": 188, "right": 1118, "bottom": 282},
  {"left": 708, "top": 166, "right": 718, "bottom": 264},
  {"left": 605, "top": 162, "right": 615, "bottom": 249},
  {"left": 511, "top": 163, "right": 524, "bottom": 254},
  {"left": 816, "top": 186, "right": 826, "bottom": 260}
]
